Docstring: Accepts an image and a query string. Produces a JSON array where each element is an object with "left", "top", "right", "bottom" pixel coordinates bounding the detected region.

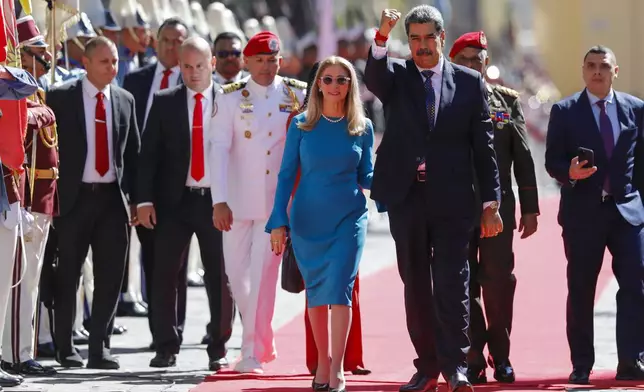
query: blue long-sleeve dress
[{"left": 265, "top": 113, "right": 374, "bottom": 307}]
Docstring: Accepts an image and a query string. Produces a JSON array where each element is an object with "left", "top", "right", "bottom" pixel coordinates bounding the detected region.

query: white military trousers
[
  {"left": 223, "top": 219, "right": 281, "bottom": 363},
  {"left": 2, "top": 212, "right": 51, "bottom": 363},
  {"left": 0, "top": 202, "right": 20, "bottom": 358}
]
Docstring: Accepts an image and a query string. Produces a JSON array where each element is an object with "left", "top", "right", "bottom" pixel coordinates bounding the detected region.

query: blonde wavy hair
[{"left": 297, "top": 56, "right": 367, "bottom": 136}]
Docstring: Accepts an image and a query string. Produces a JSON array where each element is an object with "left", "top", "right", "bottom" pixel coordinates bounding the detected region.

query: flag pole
[{"left": 49, "top": 0, "right": 55, "bottom": 84}]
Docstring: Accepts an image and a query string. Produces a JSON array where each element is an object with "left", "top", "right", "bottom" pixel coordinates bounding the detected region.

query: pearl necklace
[{"left": 322, "top": 114, "right": 345, "bottom": 123}]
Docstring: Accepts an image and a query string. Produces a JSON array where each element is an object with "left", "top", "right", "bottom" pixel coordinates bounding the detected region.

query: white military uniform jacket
[{"left": 209, "top": 75, "right": 306, "bottom": 220}]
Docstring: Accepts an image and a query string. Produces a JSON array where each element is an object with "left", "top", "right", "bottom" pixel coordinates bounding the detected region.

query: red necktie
[
  {"left": 191, "top": 93, "right": 204, "bottom": 181},
  {"left": 95, "top": 92, "right": 109, "bottom": 176},
  {"left": 160, "top": 69, "right": 172, "bottom": 90}
]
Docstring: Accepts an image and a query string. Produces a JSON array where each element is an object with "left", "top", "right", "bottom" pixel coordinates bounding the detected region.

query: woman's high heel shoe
[{"left": 312, "top": 379, "right": 329, "bottom": 391}]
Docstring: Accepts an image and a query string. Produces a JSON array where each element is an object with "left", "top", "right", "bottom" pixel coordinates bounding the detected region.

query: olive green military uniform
[{"left": 467, "top": 84, "right": 540, "bottom": 371}]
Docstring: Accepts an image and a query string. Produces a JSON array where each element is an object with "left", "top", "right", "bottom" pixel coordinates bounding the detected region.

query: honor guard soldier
[
  {"left": 1, "top": 16, "right": 58, "bottom": 377},
  {"left": 58, "top": 13, "right": 97, "bottom": 70},
  {"left": 82, "top": 0, "right": 122, "bottom": 45},
  {"left": 0, "top": 65, "right": 40, "bottom": 389},
  {"left": 210, "top": 31, "right": 306, "bottom": 374},
  {"left": 449, "top": 31, "right": 540, "bottom": 385},
  {"left": 111, "top": 0, "right": 151, "bottom": 86}
]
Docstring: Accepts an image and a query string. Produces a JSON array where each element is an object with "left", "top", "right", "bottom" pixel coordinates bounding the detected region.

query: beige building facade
[{"left": 533, "top": 0, "right": 644, "bottom": 97}]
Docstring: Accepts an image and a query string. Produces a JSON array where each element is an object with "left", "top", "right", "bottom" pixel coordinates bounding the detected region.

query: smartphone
[{"left": 577, "top": 147, "right": 595, "bottom": 168}]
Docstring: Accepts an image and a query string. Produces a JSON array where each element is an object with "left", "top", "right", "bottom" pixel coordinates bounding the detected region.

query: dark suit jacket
[
  {"left": 136, "top": 84, "right": 209, "bottom": 210},
  {"left": 46, "top": 78, "right": 140, "bottom": 217},
  {"left": 364, "top": 53, "right": 501, "bottom": 217},
  {"left": 545, "top": 89, "right": 644, "bottom": 227}
]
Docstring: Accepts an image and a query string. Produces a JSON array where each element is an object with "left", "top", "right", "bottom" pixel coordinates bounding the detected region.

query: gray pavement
[{"left": 3, "top": 217, "right": 396, "bottom": 392}]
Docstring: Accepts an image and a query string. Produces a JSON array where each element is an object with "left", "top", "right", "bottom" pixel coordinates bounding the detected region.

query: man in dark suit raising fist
[
  {"left": 364, "top": 5, "right": 502, "bottom": 392},
  {"left": 46, "top": 36, "right": 140, "bottom": 369}
]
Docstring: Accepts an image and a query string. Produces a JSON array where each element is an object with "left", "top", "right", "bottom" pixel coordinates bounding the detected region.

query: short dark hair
[
  {"left": 404, "top": 5, "right": 444, "bottom": 36},
  {"left": 584, "top": 45, "right": 617, "bottom": 65},
  {"left": 157, "top": 17, "right": 190, "bottom": 39},
  {"left": 213, "top": 32, "right": 242, "bottom": 49},
  {"left": 84, "top": 36, "right": 116, "bottom": 58}
]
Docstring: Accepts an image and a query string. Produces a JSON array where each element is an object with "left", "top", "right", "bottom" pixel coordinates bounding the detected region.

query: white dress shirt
[
  {"left": 81, "top": 77, "right": 116, "bottom": 183},
  {"left": 143, "top": 63, "right": 181, "bottom": 129},
  {"left": 186, "top": 83, "right": 215, "bottom": 188},
  {"left": 587, "top": 89, "right": 620, "bottom": 144},
  {"left": 370, "top": 41, "right": 497, "bottom": 209}
]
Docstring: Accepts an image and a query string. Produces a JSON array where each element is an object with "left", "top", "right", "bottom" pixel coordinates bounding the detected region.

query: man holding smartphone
[{"left": 545, "top": 45, "right": 644, "bottom": 384}]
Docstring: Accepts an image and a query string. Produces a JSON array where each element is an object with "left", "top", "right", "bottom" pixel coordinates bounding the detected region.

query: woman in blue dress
[{"left": 266, "top": 55, "right": 374, "bottom": 392}]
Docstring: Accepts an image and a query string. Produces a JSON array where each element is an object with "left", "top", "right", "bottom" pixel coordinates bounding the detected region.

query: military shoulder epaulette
[
  {"left": 284, "top": 77, "right": 307, "bottom": 90},
  {"left": 494, "top": 85, "right": 520, "bottom": 98},
  {"left": 222, "top": 81, "right": 247, "bottom": 94}
]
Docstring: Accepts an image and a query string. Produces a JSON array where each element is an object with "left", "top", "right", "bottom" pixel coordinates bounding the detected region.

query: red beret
[
  {"left": 243, "top": 31, "right": 280, "bottom": 57},
  {"left": 449, "top": 31, "right": 487, "bottom": 59}
]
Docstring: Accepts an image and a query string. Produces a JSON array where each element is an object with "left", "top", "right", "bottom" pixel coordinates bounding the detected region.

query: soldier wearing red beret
[
  {"left": 0, "top": 15, "right": 59, "bottom": 378},
  {"left": 209, "top": 30, "right": 306, "bottom": 374},
  {"left": 450, "top": 31, "right": 540, "bottom": 385}
]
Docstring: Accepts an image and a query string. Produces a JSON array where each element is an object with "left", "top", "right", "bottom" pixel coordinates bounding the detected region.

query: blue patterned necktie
[
  {"left": 596, "top": 99, "right": 614, "bottom": 193},
  {"left": 421, "top": 70, "right": 436, "bottom": 131}
]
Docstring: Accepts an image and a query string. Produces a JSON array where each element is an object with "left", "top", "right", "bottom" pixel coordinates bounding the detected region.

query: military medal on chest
[
  {"left": 490, "top": 111, "right": 510, "bottom": 129},
  {"left": 240, "top": 89, "right": 254, "bottom": 114}
]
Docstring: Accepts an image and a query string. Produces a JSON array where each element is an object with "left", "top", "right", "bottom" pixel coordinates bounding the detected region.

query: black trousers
[
  {"left": 467, "top": 226, "right": 516, "bottom": 367},
  {"left": 53, "top": 183, "right": 128, "bottom": 358},
  {"left": 388, "top": 182, "right": 473, "bottom": 378},
  {"left": 136, "top": 225, "right": 189, "bottom": 341},
  {"left": 152, "top": 188, "right": 234, "bottom": 360},
  {"left": 564, "top": 202, "right": 644, "bottom": 368}
]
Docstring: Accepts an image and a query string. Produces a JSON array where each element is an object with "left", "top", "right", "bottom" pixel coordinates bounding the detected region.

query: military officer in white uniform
[{"left": 209, "top": 31, "right": 306, "bottom": 374}]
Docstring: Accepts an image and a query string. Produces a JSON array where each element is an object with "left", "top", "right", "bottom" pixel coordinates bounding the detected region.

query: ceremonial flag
[
  {"left": 38, "top": 0, "right": 79, "bottom": 43},
  {"left": 15, "top": 0, "right": 32, "bottom": 17},
  {"left": 0, "top": 0, "right": 18, "bottom": 63}
]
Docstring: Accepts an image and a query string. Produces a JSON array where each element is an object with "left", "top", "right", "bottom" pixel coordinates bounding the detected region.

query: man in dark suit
[
  {"left": 46, "top": 36, "right": 140, "bottom": 370},
  {"left": 364, "top": 6, "right": 502, "bottom": 392},
  {"left": 121, "top": 17, "right": 188, "bottom": 340},
  {"left": 545, "top": 45, "right": 644, "bottom": 384},
  {"left": 449, "top": 31, "right": 540, "bottom": 384},
  {"left": 136, "top": 36, "right": 233, "bottom": 371},
  {"left": 211, "top": 32, "right": 247, "bottom": 86}
]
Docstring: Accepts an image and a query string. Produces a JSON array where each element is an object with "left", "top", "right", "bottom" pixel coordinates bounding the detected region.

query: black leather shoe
[
  {"left": 87, "top": 354, "right": 120, "bottom": 370},
  {"left": 17, "top": 360, "right": 57, "bottom": 376},
  {"left": 72, "top": 329, "right": 89, "bottom": 345},
  {"left": 490, "top": 359, "right": 515, "bottom": 383},
  {"left": 150, "top": 353, "right": 177, "bottom": 368},
  {"left": 568, "top": 368, "right": 590, "bottom": 384},
  {"left": 448, "top": 373, "right": 473, "bottom": 392},
  {"left": 312, "top": 379, "right": 329, "bottom": 391},
  {"left": 616, "top": 359, "right": 644, "bottom": 381},
  {"left": 57, "top": 351, "right": 84, "bottom": 368},
  {"left": 399, "top": 373, "right": 438, "bottom": 392},
  {"left": 466, "top": 365, "right": 487, "bottom": 384},
  {"left": 36, "top": 342, "right": 56, "bottom": 358},
  {"left": 112, "top": 324, "right": 128, "bottom": 335},
  {"left": 0, "top": 362, "right": 13, "bottom": 374},
  {"left": 201, "top": 333, "right": 212, "bottom": 345},
  {"left": 209, "top": 357, "right": 229, "bottom": 372},
  {"left": 0, "top": 368, "right": 22, "bottom": 387},
  {"left": 116, "top": 301, "right": 148, "bottom": 317},
  {"left": 351, "top": 366, "right": 372, "bottom": 375}
]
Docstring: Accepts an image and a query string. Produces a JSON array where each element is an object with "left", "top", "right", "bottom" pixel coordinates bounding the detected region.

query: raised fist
[{"left": 379, "top": 9, "right": 402, "bottom": 38}]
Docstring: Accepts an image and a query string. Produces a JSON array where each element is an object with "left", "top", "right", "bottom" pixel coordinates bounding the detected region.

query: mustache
[{"left": 416, "top": 48, "right": 433, "bottom": 56}]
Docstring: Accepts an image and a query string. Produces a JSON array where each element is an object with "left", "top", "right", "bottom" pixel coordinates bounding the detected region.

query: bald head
[
  {"left": 180, "top": 36, "right": 212, "bottom": 58},
  {"left": 179, "top": 36, "right": 215, "bottom": 93}
]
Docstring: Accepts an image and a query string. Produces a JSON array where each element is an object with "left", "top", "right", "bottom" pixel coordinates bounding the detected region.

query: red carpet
[{"left": 193, "top": 197, "right": 641, "bottom": 391}]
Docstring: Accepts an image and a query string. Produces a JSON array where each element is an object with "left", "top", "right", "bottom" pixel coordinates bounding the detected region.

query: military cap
[
  {"left": 449, "top": 31, "right": 487, "bottom": 59},
  {"left": 17, "top": 15, "right": 48, "bottom": 48},
  {"left": 243, "top": 31, "right": 280, "bottom": 57}
]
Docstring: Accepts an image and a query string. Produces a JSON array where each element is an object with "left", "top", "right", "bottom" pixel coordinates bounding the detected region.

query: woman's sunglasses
[{"left": 320, "top": 76, "right": 351, "bottom": 86}]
